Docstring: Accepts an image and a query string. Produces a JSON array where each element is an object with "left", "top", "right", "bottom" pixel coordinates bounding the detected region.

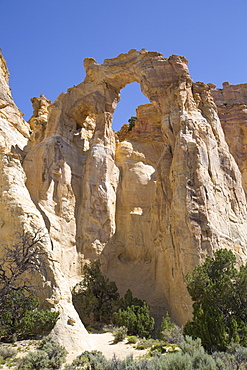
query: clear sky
[{"left": 1, "top": 0, "right": 247, "bottom": 131}]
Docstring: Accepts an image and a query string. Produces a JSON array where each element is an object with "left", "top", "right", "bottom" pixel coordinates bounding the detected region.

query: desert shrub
[
  {"left": 212, "top": 343, "right": 247, "bottom": 369},
  {"left": 127, "top": 336, "right": 138, "bottom": 344},
  {"left": 177, "top": 336, "right": 218, "bottom": 370},
  {"left": 162, "top": 325, "right": 184, "bottom": 344},
  {"left": 162, "top": 352, "right": 193, "bottom": 369},
  {"left": 184, "top": 249, "right": 247, "bottom": 351},
  {"left": 18, "top": 350, "right": 50, "bottom": 370},
  {"left": 0, "top": 345, "right": 17, "bottom": 359},
  {"left": 127, "top": 116, "right": 137, "bottom": 132},
  {"left": 18, "top": 337, "right": 67, "bottom": 369},
  {"left": 143, "top": 336, "right": 218, "bottom": 370},
  {"left": 156, "top": 350, "right": 217, "bottom": 370},
  {"left": 150, "top": 344, "right": 166, "bottom": 354},
  {"left": 108, "top": 355, "right": 153, "bottom": 370},
  {"left": 226, "top": 342, "right": 247, "bottom": 364},
  {"left": 18, "top": 351, "right": 43, "bottom": 369},
  {"left": 212, "top": 351, "right": 237, "bottom": 370},
  {"left": 191, "top": 350, "right": 218, "bottom": 369},
  {"left": 158, "top": 313, "right": 184, "bottom": 344},
  {"left": 113, "top": 301, "right": 154, "bottom": 338},
  {"left": 135, "top": 343, "right": 146, "bottom": 350},
  {"left": 180, "top": 335, "right": 203, "bottom": 356},
  {"left": 135, "top": 338, "right": 157, "bottom": 350},
  {"left": 113, "top": 326, "right": 127, "bottom": 342},
  {"left": 38, "top": 337, "right": 67, "bottom": 368},
  {"left": 65, "top": 350, "right": 108, "bottom": 370},
  {"left": 103, "top": 324, "right": 116, "bottom": 333}
]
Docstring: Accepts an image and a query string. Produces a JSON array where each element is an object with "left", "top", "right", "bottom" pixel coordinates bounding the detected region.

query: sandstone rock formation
[
  {"left": 1, "top": 49, "right": 247, "bottom": 350},
  {"left": 210, "top": 82, "right": 247, "bottom": 195},
  {"left": 0, "top": 53, "right": 91, "bottom": 354}
]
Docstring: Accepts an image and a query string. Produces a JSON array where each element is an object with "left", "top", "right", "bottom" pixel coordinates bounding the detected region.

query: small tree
[
  {"left": 0, "top": 230, "right": 45, "bottom": 296},
  {"left": 128, "top": 116, "right": 137, "bottom": 131},
  {"left": 72, "top": 260, "right": 119, "bottom": 323},
  {"left": 0, "top": 230, "right": 59, "bottom": 341},
  {"left": 184, "top": 249, "right": 247, "bottom": 352},
  {"left": 117, "top": 289, "right": 144, "bottom": 310}
]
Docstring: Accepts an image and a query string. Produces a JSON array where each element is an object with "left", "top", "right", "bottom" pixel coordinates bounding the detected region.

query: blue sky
[{"left": 1, "top": 0, "right": 247, "bottom": 131}]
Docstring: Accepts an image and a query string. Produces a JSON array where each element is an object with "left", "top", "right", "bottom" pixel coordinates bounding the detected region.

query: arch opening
[{"left": 112, "top": 82, "right": 149, "bottom": 132}]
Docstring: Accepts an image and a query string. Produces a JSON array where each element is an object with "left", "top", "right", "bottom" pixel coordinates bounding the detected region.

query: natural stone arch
[
  {"left": 23, "top": 49, "right": 247, "bottom": 327},
  {"left": 67, "top": 49, "right": 191, "bottom": 139},
  {"left": 111, "top": 82, "right": 149, "bottom": 131}
]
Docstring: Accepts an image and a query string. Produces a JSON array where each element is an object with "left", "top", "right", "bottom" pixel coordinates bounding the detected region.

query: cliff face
[
  {"left": 210, "top": 82, "right": 247, "bottom": 195},
  {"left": 0, "top": 53, "right": 91, "bottom": 353},
  {"left": 1, "top": 49, "right": 247, "bottom": 348}
]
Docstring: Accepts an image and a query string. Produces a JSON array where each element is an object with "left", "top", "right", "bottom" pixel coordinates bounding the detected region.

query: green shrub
[
  {"left": 127, "top": 336, "right": 138, "bottom": 344},
  {"left": 21, "top": 309, "right": 60, "bottom": 338},
  {"left": 178, "top": 336, "right": 217, "bottom": 370},
  {"left": 0, "top": 290, "right": 37, "bottom": 340},
  {"left": 191, "top": 351, "right": 217, "bottom": 370},
  {"left": 135, "top": 338, "right": 157, "bottom": 350},
  {"left": 226, "top": 342, "right": 247, "bottom": 364},
  {"left": 0, "top": 345, "right": 17, "bottom": 360},
  {"left": 113, "top": 326, "right": 127, "bottom": 342},
  {"left": 18, "top": 337, "right": 67, "bottom": 369},
  {"left": 150, "top": 344, "right": 166, "bottom": 354},
  {"left": 161, "top": 312, "right": 175, "bottom": 332},
  {"left": 127, "top": 116, "right": 137, "bottom": 132},
  {"left": 180, "top": 336, "right": 203, "bottom": 356},
  {"left": 212, "top": 343, "right": 247, "bottom": 370},
  {"left": 103, "top": 324, "right": 116, "bottom": 333},
  {"left": 135, "top": 343, "right": 146, "bottom": 350},
  {"left": 65, "top": 350, "right": 108, "bottom": 370},
  {"left": 108, "top": 354, "right": 152, "bottom": 370},
  {"left": 0, "top": 291, "right": 59, "bottom": 341},
  {"left": 162, "top": 325, "right": 184, "bottom": 344},
  {"left": 212, "top": 351, "right": 237, "bottom": 370},
  {"left": 38, "top": 337, "right": 67, "bottom": 368},
  {"left": 18, "top": 350, "right": 50, "bottom": 370},
  {"left": 113, "top": 302, "right": 154, "bottom": 338},
  {"left": 0, "top": 290, "right": 59, "bottom": 341},
  {"left": 158, "top": 313, "right": 184, "bottom": 344},
  {"left": 117, "top": 289, "right": 144, "bottom": 310},
  {"left": 163, "top": 352, "right": 194, "bottom": 369}
]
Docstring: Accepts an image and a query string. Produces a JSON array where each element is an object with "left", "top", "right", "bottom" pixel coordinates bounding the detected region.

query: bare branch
[{"left": 0, "top": 229, "right": 47, "bottom": 300}]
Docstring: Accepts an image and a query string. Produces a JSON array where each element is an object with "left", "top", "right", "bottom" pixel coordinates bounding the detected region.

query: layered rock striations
[{"left": 1, "top": 49, "right": 247, "bottom": 348}]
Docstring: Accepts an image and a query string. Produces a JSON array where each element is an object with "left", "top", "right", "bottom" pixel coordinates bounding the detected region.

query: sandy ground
[
  {"left": 88, "top": 332, "right": 146, "bottom": 360},
  {"left": 65, "top": 332, "right": 147, "bottom": 364}
]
